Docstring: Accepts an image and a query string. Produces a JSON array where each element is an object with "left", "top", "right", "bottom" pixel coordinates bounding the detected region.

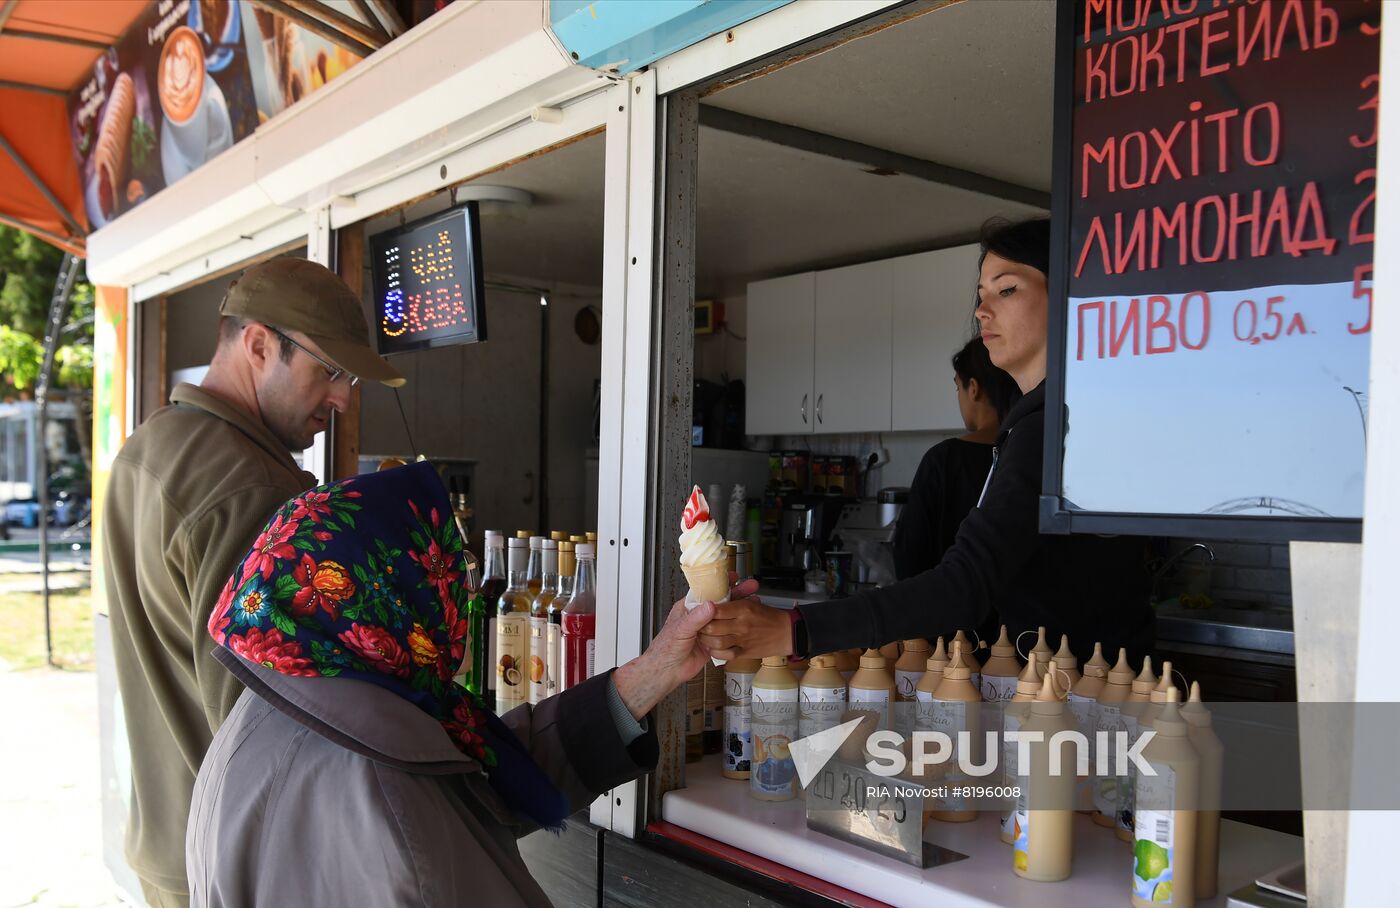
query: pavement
[{"left": 0, "top": 667, "right": 116, "bottom": 908}]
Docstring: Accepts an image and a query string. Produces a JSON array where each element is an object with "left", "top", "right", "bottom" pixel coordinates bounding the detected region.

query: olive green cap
[{"left": 220, "top": 258, "right": 405, "bottom": 387}]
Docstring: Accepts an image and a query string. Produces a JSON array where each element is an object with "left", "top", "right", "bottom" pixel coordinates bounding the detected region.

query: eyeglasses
[{"left": 262, "top": 325, "right": 359, "bottom": 386}]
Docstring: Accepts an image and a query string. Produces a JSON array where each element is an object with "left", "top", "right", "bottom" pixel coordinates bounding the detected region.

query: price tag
[{"left": 804, "top": 759, "right": 966, "bottom": 869}]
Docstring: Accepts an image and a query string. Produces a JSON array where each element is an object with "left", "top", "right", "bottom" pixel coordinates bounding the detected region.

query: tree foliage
[{"left": 0, "top": 226, "right": 94, "bottom": 398}]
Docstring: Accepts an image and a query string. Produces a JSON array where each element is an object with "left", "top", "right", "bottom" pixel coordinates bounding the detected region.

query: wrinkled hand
[
  {"left": 613, "top": 577, "right": 760, "bottom": 720},
  {"left": 698, "top": 595, "right": 795, "bottom": 662}
]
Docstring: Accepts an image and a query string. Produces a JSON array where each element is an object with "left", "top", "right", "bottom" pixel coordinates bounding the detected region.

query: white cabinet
[
  {"left": 813, "top": 260, "right": 891, "bottom": 433},
  {"left": 745, "top": 272, "right": 816, "bottom": 435},
  {"left": 744, "top": 244, "right": 979, "bottom": 436},
  {"left": 890, "top": 244, "right": 982, "bottom": 431}
]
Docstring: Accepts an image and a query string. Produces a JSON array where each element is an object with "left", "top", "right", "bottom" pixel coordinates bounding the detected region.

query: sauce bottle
[
  {"left": 1000, "top": 652, "right": 1042, "bottom": 843},
  {"left": 848, "top": 648, "right": 896, "bottom": 731},
  {"left": 1131, "top": 688, "right": 1199, "bottom": 908},
  {"left": 1014, "top": 674, "right": 1078, "bottom": 882},
  {"left": 1182, "top": 682, "right": 1223, "bottom": 900},
  {"left": 722, "top": 657, "right": 762, "bottom": 780},
  {"left": 952, "top": 630, "right": 983, "bottom": 693},
  {"left": 879, "top": 640, "right": 902, "bottom": 663},
  {"left": 1093, "top": 648, "right": 1136, "bottom": 828},
  {"left": 981, "top": 625, "right": 1023, "bottom": 707},
  {"left": 1140, "top": 662, "right": 1177, "bottom": 732},
  {"left": 799, "top": 655, "right": 848, "bottom": 740},
  {"left": 894, "top": 638, "right": 929, "bottom": 737},
  {"left": 917, "top": 638, "right": 950, "bottom": 706},
  {"left": 1029, "top": 626, "right": 1055, "bottom": 680},
  {"left": 750, "top": 657, "right": 799, "bottom": 801},
  {"left": 1052, "top": 635, "right": 1082, "bottom": 691},
  {"left": 1083, "top": 641, "right": 1111, "bottom": 681},
  {"left": 928, "top": 643, "right": 983, "bottom": 823},
  {"left": 894, "top": 639, "right": 930, "bottom": 701},
  {"left": 1118, "top": 657, "right": 1160, "bottom": 843}
]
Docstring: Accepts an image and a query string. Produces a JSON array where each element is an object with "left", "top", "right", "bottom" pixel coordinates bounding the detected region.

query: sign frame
[
  {"left": 1041, "top": 0, "right": 1366, "bottom": 544},
  {"left": 371, "top": 203, "right": 488, "bottom": 356}
]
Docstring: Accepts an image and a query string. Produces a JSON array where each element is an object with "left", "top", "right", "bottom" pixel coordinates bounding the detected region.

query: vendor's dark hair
[
  {"left": 978, "top": 217, "right": 1051, "bottom": 277},
  {"left": 217, "top": 316, "right": 296, "bottom": 363},
  {"left": 952, "top": 335, "right": 1021, "bottom": 421}
]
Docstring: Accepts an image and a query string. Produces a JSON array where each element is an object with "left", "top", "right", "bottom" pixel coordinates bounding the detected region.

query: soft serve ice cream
[{"left": 680, "top": 486, "right": 730, "bottom": 605}]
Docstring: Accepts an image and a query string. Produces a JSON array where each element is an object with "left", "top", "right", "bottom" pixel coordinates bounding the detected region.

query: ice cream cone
[{"left": 682, "top": 558, "right": 731, "bottom": 606}]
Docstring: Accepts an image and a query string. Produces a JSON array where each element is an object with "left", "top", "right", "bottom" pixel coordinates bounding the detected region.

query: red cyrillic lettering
[
  {"left": 1291, "top": 181, "right": 1338, "bottom": 256},
  {"left": 1315, "top": 2, "right": 1339, "bottom": 47},
  {"left": 1149, "top": 122, "right": 1185, "bottom": 183},
  {"left": 1237, "top": 1, "right": 1272, "bottom": 66},
  {"left": 1120, "top": 132, "right": 1149, "bottom": 189},
  {"left": 1272, "top": 0, "right": 1311, "bottom": 58},
  {"left": 1200, "top": 10, "right": 1232, "bottom": 75},
  {"left": 1151, "top": 202, "right": 1189, "bottom": 267},
  {"left": 1077, "top": 301, "right": 1107, "bottom": 360},
  {"left": 1227, "top": 190, "right": 1261, "bottom": 260},
  {"left": 1110, "top": 298, "right": 1141, "bottom": 357},
  {"left": 1203, "top": 108, "right": 1238, "bottom": 172},
  {"left": 1115, "top": 209, "right": 1148, "bottom": 273},
  {"left": 1085, "top": 0, "right": 1112, "bottom": 43},
  {"left": 1082, "top": 137, "right": 1116, "bottom": 197},
  {"left": 1140, "top": 26, "right": 1168, "bottom": 90},
  {"left": 1110, "top": 34, "right": 1140, "bottom": 96},
  {"left": 1076, "top": 217, "right": 1112, "bottom": 278},
  {"left": 1180, "top": 291, "right": 1211, "bottom": 350},
  {"left": 1147, "top": 295, "right": 1178, "bottom": 354},
  {"left": 1085, "top": 44, "right": 1109, "bottom": 102},
  {"left": 1192, "top": 195, "right": 1227, "bottom": 263}
]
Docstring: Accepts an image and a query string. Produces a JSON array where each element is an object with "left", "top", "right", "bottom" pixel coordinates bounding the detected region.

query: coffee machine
[{"left": 765, "top": 495, "right": 848, "bottom": 587}]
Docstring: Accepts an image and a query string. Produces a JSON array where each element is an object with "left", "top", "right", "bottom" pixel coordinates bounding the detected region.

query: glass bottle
[
  {"left": 478, "top": 532, "right": 506, "bottom": 711},
  {"left": 495, "top": 537, "right": 530, "bottom": 714},
  {"left": 529, "top": 539, "right": 559, "bottom": 705},
  {"left": 525, "top": 535, "right": 544, "bottom": 599},
  {"left": 548, "top": 541, "right": 575, "bottom": 704},
  {"left": 561, "top": 543, "right": 597, "bottom": 691}
]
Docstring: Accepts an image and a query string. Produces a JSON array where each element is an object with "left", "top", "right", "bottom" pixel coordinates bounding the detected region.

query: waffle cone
[{"left": 682, "top": 559, "right": 730, "bottom": 605}]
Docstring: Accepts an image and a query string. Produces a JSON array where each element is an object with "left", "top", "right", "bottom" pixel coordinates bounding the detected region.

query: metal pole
[{"left": 37, "top": 253, "right": 79, "bottom": 669}]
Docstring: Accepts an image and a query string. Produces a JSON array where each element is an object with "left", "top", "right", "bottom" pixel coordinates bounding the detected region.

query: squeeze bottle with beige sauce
[
  {"left": 1052, "top": 636, "right": 1082, "bottom": 691},
  {"left": 722, "top": 657, "right": 762, "bottom": 780},
  {"left": 1029, "top": 626, "right": 1055, "bottom": 680},
  {"left": 952, "top": 630, "right": 983, "bottom": 693},
  {"left": 1013, "top": 674, "right": 1078, "bottom": 882},
  {"left": 798, "top": 655, "right": 848, "bottom": 740},
  {"left": 848, "top": 648, "right": 896, "bottom": 731},
  {"left": 1131, "top": 688, "right": 1199, "bottom": 908},
  {"left": 1118, "top": 657, "right": 1160, "bottom": 843},
  {"left": 928, "top": 643, "right": 983, "bottom": 823},
  {"left": 980, "top": 625, "right": 1023, "bottom": 715},
  {"left": 894, "top": 638, "right": 930, "bottom": 737},
  {"left": 1000, "top": 652, "right": 1042, "bottom": 843},
  {"left": 1093, "top": 648, "right": 1136, "bottom": 828},
  {"left": 750, "top": 657, "right": 799, "bottom": 801},
  {"left": 1182, "top": 682, "right": 1223, "bottom": 900},
  {"left": 1140, "top": 662, "right": 1177, "bottom": 732},
  {"left": 879, "top": 640, "right": 902, "bottom": 663}
]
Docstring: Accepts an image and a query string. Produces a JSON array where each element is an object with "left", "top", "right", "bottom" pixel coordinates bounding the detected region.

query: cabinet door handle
[
  {"left": 801, "top": 393, "right": 808, "bottom": 424},
  {"left": 816, "top": 393, "right": 824, "bottom": 425}
]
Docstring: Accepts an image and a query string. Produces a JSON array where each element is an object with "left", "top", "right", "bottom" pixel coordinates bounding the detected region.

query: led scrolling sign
[{"left": 372, "top": 204, "right": 487, "bottom": 355}]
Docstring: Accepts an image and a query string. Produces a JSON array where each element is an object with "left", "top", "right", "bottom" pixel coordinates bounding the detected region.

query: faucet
[{"left": 1151, "top": 543, "right": 1216, "bottom": 606}]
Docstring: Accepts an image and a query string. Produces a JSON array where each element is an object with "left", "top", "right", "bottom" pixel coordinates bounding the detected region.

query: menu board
[
  {"left": 67, "top": 0, "right": 362, "bottom": 230},
  {"left": 371, "top": 205, "right": 488, "bottom": 356},
  {"left": 1049, "top": 0, "right": 1378, "bottom": 536}
]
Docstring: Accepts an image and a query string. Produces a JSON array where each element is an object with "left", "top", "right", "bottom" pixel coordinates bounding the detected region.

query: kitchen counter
[{"left": 663, "top": 756, "right": 1302, "bottom": 908}]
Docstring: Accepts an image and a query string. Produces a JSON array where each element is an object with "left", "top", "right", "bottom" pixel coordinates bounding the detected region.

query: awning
[{"left": 0, "top": 0, "right": 148, "bottom": 255}]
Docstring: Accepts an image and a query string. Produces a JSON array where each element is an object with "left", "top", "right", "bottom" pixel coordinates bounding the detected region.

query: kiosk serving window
[{"left": 1044, "top": 1, "right": 1379, "bottom": 541}]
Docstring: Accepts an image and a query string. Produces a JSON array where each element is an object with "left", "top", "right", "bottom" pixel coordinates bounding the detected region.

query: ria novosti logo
[{"left": 788, "top": 718, "right": 1158, "bottom": 788}]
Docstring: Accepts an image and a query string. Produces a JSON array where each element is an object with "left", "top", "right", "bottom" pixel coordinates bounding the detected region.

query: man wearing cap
[{"left": 102, "top": 258, "right": 403, "bottom": 907}]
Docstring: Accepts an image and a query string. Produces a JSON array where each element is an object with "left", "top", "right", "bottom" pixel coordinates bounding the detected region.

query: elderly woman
[{"left": 187, "top": 461, "right": 742, "bottom": 906}]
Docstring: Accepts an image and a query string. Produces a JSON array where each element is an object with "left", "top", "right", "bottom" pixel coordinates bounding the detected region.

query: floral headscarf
[{"left": 208, "top": 461, "right": 569, "bottom": 830}]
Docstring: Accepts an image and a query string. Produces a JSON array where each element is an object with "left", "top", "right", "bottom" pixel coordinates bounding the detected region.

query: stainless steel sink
[{"left": 1154, "top": 599, "right": 1295, "bottom": 655}]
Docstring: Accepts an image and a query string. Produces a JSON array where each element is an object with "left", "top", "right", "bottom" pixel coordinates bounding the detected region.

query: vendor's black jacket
[{"left": 798, "top": 381, "right": 1154, "bottom": 665}]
